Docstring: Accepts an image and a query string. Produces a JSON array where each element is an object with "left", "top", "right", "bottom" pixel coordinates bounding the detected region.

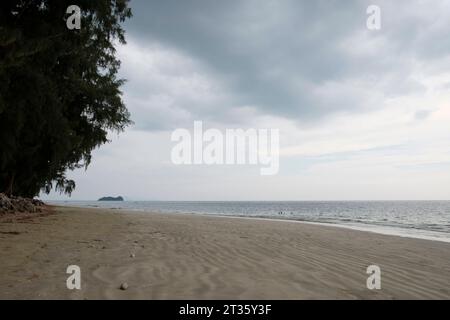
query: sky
[{"left": 42, "top": 0, "right": 450, "bottom": 201}]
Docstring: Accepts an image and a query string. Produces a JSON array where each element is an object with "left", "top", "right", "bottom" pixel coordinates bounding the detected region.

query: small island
[{"left": 98, "top": 196, "right": 124, "bottom": 202}]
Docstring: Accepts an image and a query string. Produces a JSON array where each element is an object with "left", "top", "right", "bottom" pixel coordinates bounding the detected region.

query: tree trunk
[{"left": 6, "top": 173, "right": 15, "bottom": 196}]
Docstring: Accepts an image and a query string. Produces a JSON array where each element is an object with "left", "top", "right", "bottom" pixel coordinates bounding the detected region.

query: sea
[{"left": 49, "top": 200, "right": 450, "bottom": 243}]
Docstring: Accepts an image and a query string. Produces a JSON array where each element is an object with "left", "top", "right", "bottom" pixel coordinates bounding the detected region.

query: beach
[{"left": 0, "top": 206, "right": 449, "bottom": 299}]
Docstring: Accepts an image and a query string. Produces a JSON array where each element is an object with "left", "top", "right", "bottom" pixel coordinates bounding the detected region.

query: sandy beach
[{"left": 0, "top": 206, "right": 449, "bottom": 299}]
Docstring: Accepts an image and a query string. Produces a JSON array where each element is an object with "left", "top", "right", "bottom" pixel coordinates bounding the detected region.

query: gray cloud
[
  {"left": 118, "top": 0, "right": 450, "bottom": 130},
  {"left": 42, "top": 1, "right": 450, "bottom": 201}
]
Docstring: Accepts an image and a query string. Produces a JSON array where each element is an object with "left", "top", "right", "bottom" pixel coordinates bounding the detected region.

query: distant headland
[{"left": 98, "top": 196, "right": 124, "bottom": 202}]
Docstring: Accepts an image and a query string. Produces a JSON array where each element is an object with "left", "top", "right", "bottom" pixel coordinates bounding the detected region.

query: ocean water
[{"left": 50, "top": 200, "right": 450, "bottom": 243}]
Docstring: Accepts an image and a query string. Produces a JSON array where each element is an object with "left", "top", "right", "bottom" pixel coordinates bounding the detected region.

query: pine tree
[{"left": 0, "top": 0, "right": 132, "bottom": 197}]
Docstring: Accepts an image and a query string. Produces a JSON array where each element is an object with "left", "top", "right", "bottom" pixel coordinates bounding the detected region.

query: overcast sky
[{"left": 43, "top": 0, "right": 450, "bottom": 201}]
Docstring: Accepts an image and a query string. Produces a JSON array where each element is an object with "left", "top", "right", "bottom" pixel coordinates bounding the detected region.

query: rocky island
[{"left": 98, "top": 196, "right": 124, "bottom": 202}]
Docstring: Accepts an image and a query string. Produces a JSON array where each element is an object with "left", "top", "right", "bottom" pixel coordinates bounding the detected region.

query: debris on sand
[{"left": 0, "top": 193, "right": 44, "bottom": 215}]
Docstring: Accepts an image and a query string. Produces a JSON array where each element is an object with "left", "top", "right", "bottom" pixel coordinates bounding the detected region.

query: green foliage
[{"left": 0, "top": 0, "right": 132, "bottom": 197}]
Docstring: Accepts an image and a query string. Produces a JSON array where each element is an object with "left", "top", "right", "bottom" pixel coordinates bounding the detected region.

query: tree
[{"left": 0, "top": 0, "right": 132, "bottom": 197}]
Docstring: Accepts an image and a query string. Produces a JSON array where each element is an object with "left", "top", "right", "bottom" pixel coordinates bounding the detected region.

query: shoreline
[
  {"left": 1, "top": 205, "right": 449, "bottom": 299},
  {"left": 53, "top": 203, "right": 450, "bottom": 244},
  {"left": 203, "top": 214, "right": 450, "bottom": 244}
]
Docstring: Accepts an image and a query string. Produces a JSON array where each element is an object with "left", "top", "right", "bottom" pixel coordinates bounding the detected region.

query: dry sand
[{"left": 0, "top": 206, "right": 449, "bottom": 299}]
